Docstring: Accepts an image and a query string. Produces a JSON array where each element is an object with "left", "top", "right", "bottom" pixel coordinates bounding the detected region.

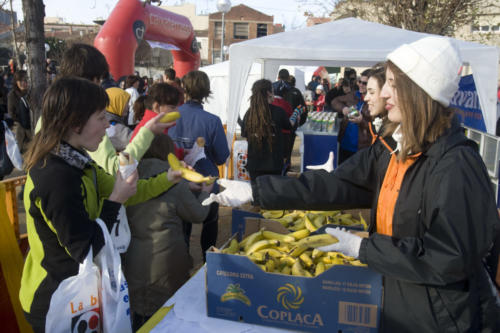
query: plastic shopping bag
[
  {"left": 110, "top": 205, "right": 131, "bottom": 253},
  {"left": 2, "top": 121, "right": 22, "bottom": 170},
  {"left": 94, "top": 218, "right": 132, "bottom": 333},
  {"left": 45, "top": 248, "right": 102, "bottom": 333}
]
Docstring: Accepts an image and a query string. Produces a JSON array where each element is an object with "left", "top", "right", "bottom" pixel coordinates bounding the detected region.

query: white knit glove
[
  {"left": 202, "top": 179, "right": 253, "bottom": 207},
  {"left": 306, "top": 151, "right": 334, "bottom": 173},
  {"left": 317, "top": 227, "right": 362, "bottom": 258},
  {"left": 183, "top": 143, "right": 207, "bottom": 167}
]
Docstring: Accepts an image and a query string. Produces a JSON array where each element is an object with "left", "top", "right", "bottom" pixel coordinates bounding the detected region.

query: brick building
[{"left": 208, "top": 4, "right": 284, "bottom": 63}]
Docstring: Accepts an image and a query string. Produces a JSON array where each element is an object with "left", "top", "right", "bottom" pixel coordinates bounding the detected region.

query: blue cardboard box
[{"left": 206, "top": 218, "right": 382, "bottom": 332}]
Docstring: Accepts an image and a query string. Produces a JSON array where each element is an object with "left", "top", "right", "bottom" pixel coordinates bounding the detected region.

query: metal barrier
[{"left": 464, "top": 126, "right": 500, "bottom": 202}]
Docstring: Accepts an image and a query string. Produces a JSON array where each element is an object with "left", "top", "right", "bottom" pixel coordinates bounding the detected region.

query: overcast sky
[{"left": 10, "top": 0, "right": 331, "bottom": 31}]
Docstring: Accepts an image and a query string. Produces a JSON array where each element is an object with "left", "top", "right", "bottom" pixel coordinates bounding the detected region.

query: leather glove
[
  {"left": 201, "top": 179, "right": 253, "bottom": 207},
  {"left": 317, "top": 227, "right": 362, "bottom": 258},
  {"left": 184, "top": 142, "right": 206, "bottom": 167},
  {"left": 306, "top": 151, "right": 334, "bottom": 173}
]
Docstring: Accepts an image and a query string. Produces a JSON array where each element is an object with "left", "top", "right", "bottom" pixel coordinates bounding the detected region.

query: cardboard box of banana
[
  {"left": 206, "top": 216, "right": 382, "bottom": 332},
  {"left": 221, "top": 216, "right": 366, "bottom": 277}
]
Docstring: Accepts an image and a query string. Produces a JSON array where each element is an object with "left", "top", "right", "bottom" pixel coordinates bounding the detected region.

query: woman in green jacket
[{"left": 20, "top": 77, "right": 181, "bottom": 332}]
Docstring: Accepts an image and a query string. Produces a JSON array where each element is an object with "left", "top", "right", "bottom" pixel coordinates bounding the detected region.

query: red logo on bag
[{"left": 71, "top": 307, "right": 101, "bottom": 333}]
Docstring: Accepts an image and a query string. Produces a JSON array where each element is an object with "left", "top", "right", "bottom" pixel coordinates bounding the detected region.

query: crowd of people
[{"left": 1, "top": 35, "right": 499, "bottom": 333}]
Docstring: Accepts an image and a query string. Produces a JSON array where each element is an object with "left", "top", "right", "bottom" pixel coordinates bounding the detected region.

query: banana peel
[{"left": 167, "top": 153, "right": 216, "bottom": 184}]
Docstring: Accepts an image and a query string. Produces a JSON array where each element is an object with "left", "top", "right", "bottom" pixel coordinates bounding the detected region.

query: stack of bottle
[{"left": 302, "top": 111, "right": 338, "bottom": 133}]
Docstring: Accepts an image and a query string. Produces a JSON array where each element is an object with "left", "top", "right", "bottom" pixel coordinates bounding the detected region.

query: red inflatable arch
[{"left": 94, "top": 0, "right": 200, "bottom": 80}]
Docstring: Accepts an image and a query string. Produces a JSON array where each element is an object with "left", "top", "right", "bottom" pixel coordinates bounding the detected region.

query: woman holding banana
[{"left": 203, "top": 37, "right": 500, "bottom": 331}]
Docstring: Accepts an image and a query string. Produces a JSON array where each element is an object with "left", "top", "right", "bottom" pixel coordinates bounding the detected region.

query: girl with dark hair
[
  {"left": 7, "top": 70, "right": 31, "bottom": 152},
  {"left": 242, "top": 79, "right": 292, "bottom": 183},
  {"left": 20, "top": 77, "right": 182, "bottom": 332}
]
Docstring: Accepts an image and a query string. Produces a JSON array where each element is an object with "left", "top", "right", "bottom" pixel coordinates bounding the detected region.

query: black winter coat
[
  {"left": 242, "top": 104, "right": 291, "bottom": 178},
  {"left": 253, "top": 116, "right": 500, "bottom": 332}
]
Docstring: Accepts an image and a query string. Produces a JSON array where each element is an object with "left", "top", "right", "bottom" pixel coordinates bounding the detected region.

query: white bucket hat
[{"left": 387, "top": 36, "right": 462, "bottom": 107}]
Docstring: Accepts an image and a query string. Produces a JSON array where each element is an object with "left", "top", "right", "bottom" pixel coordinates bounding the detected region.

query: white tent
[
  {"left": 227, "top": 18, "right": 499, "bottom": 142},
  {"left": 200, "top": 61, "right": 261, "bottom": 125}
]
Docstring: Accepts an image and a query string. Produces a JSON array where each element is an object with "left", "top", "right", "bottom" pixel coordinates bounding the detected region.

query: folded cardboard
[{"left": 206, "top": 215, "right": 383, "bottom": 332}]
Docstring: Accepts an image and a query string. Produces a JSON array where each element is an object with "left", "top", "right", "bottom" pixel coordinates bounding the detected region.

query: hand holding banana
[{"left": 317, "top": 227, "right": 363, "bottom": 258}]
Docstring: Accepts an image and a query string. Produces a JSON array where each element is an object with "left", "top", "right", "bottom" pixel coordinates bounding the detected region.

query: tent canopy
[{"left": 227, "top": 18, "right": 499, "bottom": 141}]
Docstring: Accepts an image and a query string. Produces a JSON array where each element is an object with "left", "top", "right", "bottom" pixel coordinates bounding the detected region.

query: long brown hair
[
  {"left": 245, "top": 79, "right": 274, "bottom": 151},
  {"left": 382, "top": 61, "right": 453, "bottom": 161},
  {"left": 24, "top": 77, "right": 109, "bottom": 170}
]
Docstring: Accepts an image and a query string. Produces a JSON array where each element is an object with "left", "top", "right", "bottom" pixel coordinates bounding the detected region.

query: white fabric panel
[{"left": 227, "top": 18, "right": 499, "bottom": 140}]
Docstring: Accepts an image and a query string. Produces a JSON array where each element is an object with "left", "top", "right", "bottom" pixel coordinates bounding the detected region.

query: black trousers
[{"left": 182, "top": 201, "right": 219, "bottom": 262}]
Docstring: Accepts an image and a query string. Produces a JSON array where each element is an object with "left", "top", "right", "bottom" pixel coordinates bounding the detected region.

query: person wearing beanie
[
  {"left": 105, "top": 87, "right": 132, "bottom": 151},
  {"left": 202, "top": 36, "right": 500, "bottom": 332}
]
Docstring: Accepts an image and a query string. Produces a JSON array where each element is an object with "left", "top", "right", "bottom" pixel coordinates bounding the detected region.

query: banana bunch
[
  {"left": 260, "top": 209, "right": 368, "bottom": 231},
  {"left": 221, "top": 227, "right": 366, "bottom": 277}
]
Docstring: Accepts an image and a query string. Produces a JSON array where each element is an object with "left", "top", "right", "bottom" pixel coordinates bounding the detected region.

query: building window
[
  {"left": 214, "top": 22, "right": 222, "bottom": 39},
  {"left": 234, "top": 22, "right": 249, "bottom": 39},
  {"left": 213, "top": 49, "right": 221, "bottom": 63},
  {"left": 471, "top": 25, "right": 479, "bottom": 32},
  {"left": 480, "top": 25, "right": 489, "bottom": 32},
  {"left": 257, "top": 23, "right": 267, "bottom": 37},
  {"left": 492, "top": 25, "right": 499, "bottom": 33}
]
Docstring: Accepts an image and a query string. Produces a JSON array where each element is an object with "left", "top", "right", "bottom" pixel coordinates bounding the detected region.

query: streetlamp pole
[
  {"left": 216, "top": 0, "right": 231, "bottom": 63},
  {"left": 221, "top": 12, "right": 225, "bottom": 62}
]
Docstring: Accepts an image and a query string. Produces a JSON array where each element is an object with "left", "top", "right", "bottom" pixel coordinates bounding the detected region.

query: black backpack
[{"left": 17, "top": 96, "right": 31, "bottom": 130}]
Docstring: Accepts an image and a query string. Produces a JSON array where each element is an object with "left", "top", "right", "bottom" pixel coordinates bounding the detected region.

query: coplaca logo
[
  {"left": 220, "top": 283, "right": 251, "bottom": 306},
  {"left": 277, "top": 283, "right": 304, "bottom": 310},
  {"left": 256, "top": 283, "right": 324, "bottom": 327}
]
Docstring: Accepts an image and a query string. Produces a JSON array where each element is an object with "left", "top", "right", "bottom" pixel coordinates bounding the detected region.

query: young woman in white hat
[{"left": 204, "top": 36, "right": 500, "bottom": 331}]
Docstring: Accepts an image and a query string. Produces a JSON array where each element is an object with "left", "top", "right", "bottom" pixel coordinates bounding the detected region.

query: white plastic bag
[
  {"left": 2, "top": 121, "right": 22, "bottom": 170},
  {"left": 110, "top": 205, "right": 131, "bottom": 253},
  {"left": 45, "top": 248, "right": 102, "bottom": 333},
  {"left": 94, "top": 218, "right": 132, "bottom": 333}
]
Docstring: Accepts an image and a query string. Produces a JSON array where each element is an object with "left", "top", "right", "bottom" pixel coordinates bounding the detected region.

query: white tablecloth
[{"left": 151, "top": 266, "right": 301, "bottom": 333}]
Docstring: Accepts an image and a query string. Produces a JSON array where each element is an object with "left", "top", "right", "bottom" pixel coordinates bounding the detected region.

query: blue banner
[{"left": 449, "top": 74, "right": 486, "bottom": 132}]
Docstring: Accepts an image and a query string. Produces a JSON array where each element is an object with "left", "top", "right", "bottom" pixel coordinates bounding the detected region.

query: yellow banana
[
  {"left": 167, "top": 153, "right": 216, "bottom": 184},
  {"left": 359, "top": 212, "right": 368, "bottom": 231},
  {"left": 245, "top": 239, "right": 280, "bottom": 255},
  {"left": 255, "top": 248, "right": 284, "bottom": 258},
  {"left": 312, "top": 215, "right": 326, "bottom": 229},
  {"left": 222, "top": 238, "right": 239, "bottom": 254},
  {"left": 265, "top": 259, "right": 276, "bottom": 272},
  {"left": 292, "top": 260, "right": 313, "bottom": 277},
  {"left": 314, "top": 262, "right": 326, "bottom": 276},
  {"left": 289, "top": 244, "right": 308, "bottom": 258},
  {"left": 248, "top": 252, "right": 265, "bottom": 262},
  {"left": 241, "top": 230, "right": 264, "bottom": 251},
  {"left": 262, "top": 230, "right": 295, "bottom": 243},
  {"left": 160, "top": 111, "right": 181, "bottom": 123},
  {"left": 311, "top": 248, "right": 325, "bottom": 260},
  {"left": 295, "top": 234, "right": 339, "bottom": 249},
  {"left": 289, "top": 229, "right": 310, "bottom": 241},
  {"left": 350, "top": 260, "right": 367, "bottom": 267},
  {"left": 261, "top": 210, "right": 285, "bottom": 219},
  {"left": 279, "top": 255, "right": 297, "bottom": 266},
  {"left": 304, "top": 214, "right": 318, "bottom": 232},
  {"left": 281, "top": 265, "right": 291, "bottom": 275},
  {"left": 299, "top": 252, "right": 314, "bottom": 268}
]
